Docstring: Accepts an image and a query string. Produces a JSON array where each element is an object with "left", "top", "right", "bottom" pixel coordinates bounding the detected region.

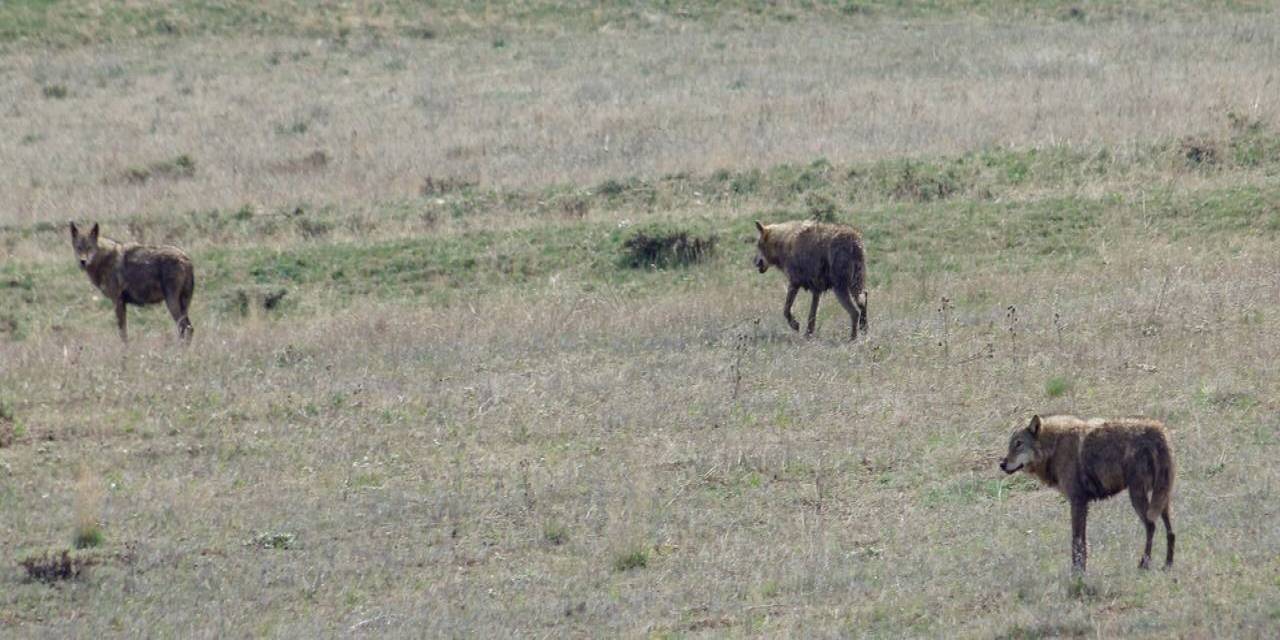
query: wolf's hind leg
[
  {"left": 1128, "top": 485, "right": 1155, "bottom": 569},
  {"left": 857, "top": 291, "right": 868, "bottom": 332},
  {"left": 165, "top": 292, "right": 193, "bottom": 343},
  {"left": 1161, "top": 507, "right": 1175, "bottom": 569},
  {"left": 833, "top": 288, "right": 861, "bottom": 340}
]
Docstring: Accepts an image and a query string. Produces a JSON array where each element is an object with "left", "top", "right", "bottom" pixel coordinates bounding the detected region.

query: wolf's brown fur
[
  {"left": 70, "top": 222, "right": 195, "bottom": 343},
  {"left": 1000, "top": 414, "right": 1175, "bottom": 572},
  {"left": 752, "top": 220, "right": 868, "bottom": 340}
]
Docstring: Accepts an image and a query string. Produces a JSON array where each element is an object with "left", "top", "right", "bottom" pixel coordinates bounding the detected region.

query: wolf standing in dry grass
[
  {"left": 69, "top": 222, "right": 195, "bottom": 343},
  {"left": 1000, "top": 414, "right": 1175, "bottom": 572},
  {"left": 752, "top": 220, "right": 868, "bottom": 340}
]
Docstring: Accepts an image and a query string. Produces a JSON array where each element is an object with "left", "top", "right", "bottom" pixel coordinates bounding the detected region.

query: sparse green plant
[
  {"left": 73, "top": 525, "right": 104, "bottom": 549},
  {"left": 73, "top": 468, "right": 105, "bottom": 549},
  {"left": 250, "top": 532, "right": 297, "bottom": 550},
  {"left": 804, "top": 192, "right": 839, "bottom": 222},
  {"left": 612, "top": 547, "right": 648, "bottom": 572},
  {"left": 123, "top": 154, "right": 196, "bottom": 184},
  {"left": 42, "top": 84, "right": 68, "bottom": 99},
  {"left": 275, "top": 119, "right": 309, "bottom": 136},
  {"left": 543, "top": 522, "right": 568, "bottom": 546},
  {"left": 1045, "top": 376, "right": 1072, "bottom": 398},
  {"left": 619, "top": 223, "right": 716, "bottom": 269}
]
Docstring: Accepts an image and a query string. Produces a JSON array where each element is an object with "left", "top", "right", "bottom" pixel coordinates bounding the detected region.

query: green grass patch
[
  {"left": 612, "top": 547, "right": 649, "bottom": 572},
  {"left": 72, "top": 523, "right": 104, "bottom": 549},
  {"left": 1045, "top": 376, "right": 1072, "bottom": 398}
]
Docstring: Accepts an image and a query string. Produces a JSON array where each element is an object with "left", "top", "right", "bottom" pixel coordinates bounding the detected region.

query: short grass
[{"left": 3, "top": 3, "right": 1280, "bottom": 637}]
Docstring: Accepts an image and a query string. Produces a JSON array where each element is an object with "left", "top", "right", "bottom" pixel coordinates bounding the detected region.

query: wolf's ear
[
  {"left": 69, "top": 221, "right": 78, "bottom": 239},
  {"left": 754, "top": 220, "right": 766, "bottom": 236},
  {"left": 1028, "top": 414, "right": 1042, "bottom": 436},
  {"left": 89, "top": 223, "right": 99, "bottom": 242}
]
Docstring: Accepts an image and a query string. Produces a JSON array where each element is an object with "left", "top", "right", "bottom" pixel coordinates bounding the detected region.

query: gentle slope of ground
[{"left": 2, "top": 2, "right": 1279, "bottom": 637}]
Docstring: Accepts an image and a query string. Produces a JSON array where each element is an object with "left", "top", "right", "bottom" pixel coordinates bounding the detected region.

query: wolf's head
[
  {"left": 69, "top": 222, "right": 101, "bottom": 270},
  {"left": 752, "top": 221, "right": 773, "bottom": 274},
  {"left": 999, "top": 415, "right": 1043, "bottom": 474}
]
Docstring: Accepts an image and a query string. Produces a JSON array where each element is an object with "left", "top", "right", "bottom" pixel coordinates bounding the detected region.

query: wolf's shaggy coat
[
  {"left": 752, "top": 220, "right": 868, "bottom": 339},
  {"left": 70, "top": 222, "right": 195, "bottom": 342},
  {"left": 1000, "top": 414, "right": 1176, "bottom": 572}
]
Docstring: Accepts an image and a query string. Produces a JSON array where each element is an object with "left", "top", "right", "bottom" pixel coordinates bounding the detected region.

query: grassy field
[{"left": 3, "top": 2, "right": 1280, "bottom": 637}]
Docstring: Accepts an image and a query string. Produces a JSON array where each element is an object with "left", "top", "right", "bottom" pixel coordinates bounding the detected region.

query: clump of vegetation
[
  {"left": 0, "top": 310, "right": 26, "bottom": 341},
  {"left": 1179, "top": 136, "right": 1219, "bottom": 168},
  {"left": 557, "top": 194, "right": 590, "bottom": 219},
  {"left": 73, "top": 469, "right": 106, "bottom": 549},
  {"left": 619, "top": 223, "right": 716, "bottom": 269},
  {"left": 73, "top": 525, "right": 104, "bottom": 549},
  {"left": 420, "top": 175, "right": 477, "bottom": 196},
  {"left": 0, "top": 397, "right": 15, "bottom": 448},
  {"left": 886, "top": 160, "right": 963, "bottom": 202},
  {"left": 612, "top": 546, "right": 649, "bottom": 571},
  {"left": 1045, "top": 376, "right": 1073, "bottom": 398},
  {"left": 228, "top": 286, "right": 289, "bottom": 317},
  {"left": 274, "top": 119, "right": 310, "bottom": 136},
  {"left": 124, "top": 154, "right": 196, "bottom": 184},
  {"left": 596, "top": 178, "right": 628, "bottom": 197},
  {"left": 41, "top": 84, "right": 68, "bottom": 99},
  {"left": 268, "top": 149, "right": 329, "bottom": 175},
  {"left": 19, "top": 548, "right": 97, "bottom": 583},
  {"left": 805, "top": 192, "right": 839, "bottom": 222},
  {"left": 295, "top": 216, "right": 333, "bottom": 239},
  {"left": 543, "top": 522, "right": 569, "bottom": 546},
  {"left": 1226, "top": 111, "right": 1280, "bottom": 167},
  {"left": 250, "top": 532, "right": 297, "bottom": 550}
]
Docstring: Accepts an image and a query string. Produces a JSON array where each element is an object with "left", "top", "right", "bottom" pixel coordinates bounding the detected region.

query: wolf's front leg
[
  {"left": 114, "top": 298, "right": 128, "bottom": 343},
  {"left": 1070, "top": 499, "right": 1089, "bottom": 573},
  {"left": 783, "top": 284, "right": 800, "bottom": 332}
]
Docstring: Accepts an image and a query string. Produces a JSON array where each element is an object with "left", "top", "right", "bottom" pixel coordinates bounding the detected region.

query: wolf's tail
[
  {"left": 1148, "top": 435, "right": 1175, "bottom": 521},
  {"left": 850, "top": 238, "right": 867, "bottom": 296}
]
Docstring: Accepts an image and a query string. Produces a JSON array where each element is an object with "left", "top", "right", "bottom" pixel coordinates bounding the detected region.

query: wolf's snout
[
  {"left": 78, "top": 259, "right": 87, "bottom": 268},
  {"left": 999, "top": 459, "right": 1016, "bottom": 474}
]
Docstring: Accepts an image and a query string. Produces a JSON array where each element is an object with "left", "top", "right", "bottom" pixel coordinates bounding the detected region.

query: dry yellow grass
[
  {"left": 3, "top": 3, "right": 1280, "bottom": 638},
  {"left": 2, "top": 12, "right": 1278, "bottom": 226}
]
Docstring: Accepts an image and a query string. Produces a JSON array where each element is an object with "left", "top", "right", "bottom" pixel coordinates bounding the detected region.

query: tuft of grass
[
  {"left": 805, "top": 192, "right": 840, "bottom": 222},
  {"left": 420, "top": 176, "right": 477, "bottom": 197},
  {"left": 250, "top": 532, "right": 297, "bottom": 550},
  {"left": 274, "top": 119, "right": 309, "bottom": 136},
  {"left": 41, "top": 84, "right": 68, "bottom": 99},
  {"left": 612, "top": 547, "right": 649, "bottom": 572},
  {"left": 0, "top": 397, "right": 14, "bottom": 448},
  {"left": 1045, "top": 376, "right": 1072, "bottom": 398},
  {"left": 997, "top": 620, "right": 1093, "bottom": 640},
  {"left": 73, "top": 468, "right": 106, "bottom": 549},
  {"left": 543, "top": 522, "right": 568, "bottom": 546},
  {"left": 73, "top": 525, "right": 104, "bottom": 549},
  {"left": 124, "top": 154, "right": 196, "bottom": 184},
  {"left": 618, "top": 223, "right": 716, "bottom": 269}
]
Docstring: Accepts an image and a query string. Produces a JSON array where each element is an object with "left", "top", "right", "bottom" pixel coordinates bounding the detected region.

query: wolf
[
  {"left": 69, "top": 222, "right": 195, "bottom": 343},
  {"left": 999, "top": 414, "right": 1175, "bottom": 572},
  {"left": 752, "top": 220, "right": 868, "bottom": 340}
]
